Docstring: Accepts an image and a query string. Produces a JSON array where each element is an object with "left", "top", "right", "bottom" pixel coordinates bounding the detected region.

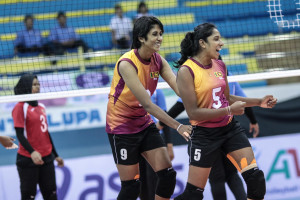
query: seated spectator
[
  {"left": 110, "top": 4, "right": 132, "bottom": 49},
  {"left": 49, "top": 11, "right": 89, "bottom": 55},
  {"left": 14, "top": 15, "right": 50, "bottom": 55},
  {"left": 135, "top": 1, "right": 153, "bottom": 20}
]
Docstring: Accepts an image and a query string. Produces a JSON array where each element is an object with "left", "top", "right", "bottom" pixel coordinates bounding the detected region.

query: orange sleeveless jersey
[
  {"left": 106, "top": 49, "right": 162, "bottom": 134},
  {"left": 182, "top": 58, "right": 232, "bottom": 127}
]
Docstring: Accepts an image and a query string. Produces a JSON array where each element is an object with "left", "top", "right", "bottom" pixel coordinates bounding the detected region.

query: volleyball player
[
  {"left": 139, "top": 89, "right": 174, "bottom": 200},
  {"left": 173, "top": 23, "right": 277, "bottom": 200},
  {"left": 12, "top": 74, "right": 64, "bottom": 200},
  {"left": 158, "top": 72, "right": 259, "bottom": 199},
  {"left": 208, "top": 71, "right": 259, "bottom": 200},
  {"left": 106, "top": 16, "right": 192, "bottom": 200}
]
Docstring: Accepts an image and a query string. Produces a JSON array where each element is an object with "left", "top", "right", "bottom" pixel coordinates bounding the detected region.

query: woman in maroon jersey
[{"left": 12, "top": 74, "right": 64, "bottom": 200}]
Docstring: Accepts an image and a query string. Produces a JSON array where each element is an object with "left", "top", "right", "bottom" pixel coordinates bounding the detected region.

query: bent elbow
[
  {"left": 187, "top": 111, "right": 197, "bottom": 121},
  {"left": 142, "top": 102, "right": 152, "bottom": 112}
]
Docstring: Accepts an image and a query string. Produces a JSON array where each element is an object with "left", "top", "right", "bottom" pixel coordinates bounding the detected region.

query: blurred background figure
[
  {"left": 135, "top": 1, "right": 153, "bottom": 21},
  {"left": 49, "top": 11, "right": 89, "bottom": 56},
  {"left": 110, "top": 4, "right": 132, "bottom": 49},
  {"left": 14, "top": 14, "right": 50, "bottom": 56}
]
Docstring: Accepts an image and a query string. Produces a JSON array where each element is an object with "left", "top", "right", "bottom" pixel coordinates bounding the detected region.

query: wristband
[{"left": 176, "top": 124, "right": 183, "bottom": 132}]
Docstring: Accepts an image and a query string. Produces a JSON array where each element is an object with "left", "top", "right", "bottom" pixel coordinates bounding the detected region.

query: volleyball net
[{"left": 0, "top": 0, "right": 299, "bottom": 103}]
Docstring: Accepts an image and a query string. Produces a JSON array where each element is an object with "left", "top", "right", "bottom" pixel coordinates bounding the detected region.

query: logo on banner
[{"left": 267, "top": 149, "right": 300, "bottom": 181}]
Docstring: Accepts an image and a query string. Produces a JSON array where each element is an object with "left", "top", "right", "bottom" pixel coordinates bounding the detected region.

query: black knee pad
[
  {"left": 21, "top": 193, "right": 35, "bottom": 200},
  {"left": 43, "top": 190, "right": 57, "bottom": 200},
  {"left": 174, "top": 183, "right": 204, "bottom": 200},
  {"left": 242, "top": 168, "right": 266, "bottom": 199},
  {"left": 117, "top": 179, "right": 141, "bottom": 200},
  {"left": 155, "top": 167, "right": 177, "bottom": 198}
]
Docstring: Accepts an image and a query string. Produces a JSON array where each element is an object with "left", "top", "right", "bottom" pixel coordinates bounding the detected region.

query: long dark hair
[
  {"left": 131, "top": 16, "right": 164, "bottom": 49},
  {"left": 175, "top": 23, "right": 216, "bottom": 68}
]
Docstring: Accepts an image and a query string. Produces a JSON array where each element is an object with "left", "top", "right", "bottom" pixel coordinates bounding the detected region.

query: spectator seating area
[{"left": 0, "top": 0, "right": 298, "bottom": 88}]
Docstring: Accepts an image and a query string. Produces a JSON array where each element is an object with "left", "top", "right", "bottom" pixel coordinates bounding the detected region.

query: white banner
[
  {"left": 0, "top": 133, "right": 300, "bottom": 200},
  {"left": 0, "top": 105, "right": 106, "bottom": 136},
  {"left": 0, "top": 91, "right": 183, "bottom": 136}
]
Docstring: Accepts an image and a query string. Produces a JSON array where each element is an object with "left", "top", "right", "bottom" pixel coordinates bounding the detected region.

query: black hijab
[{"left": 14, "top": 74, "right": 38, "bottom": 106}]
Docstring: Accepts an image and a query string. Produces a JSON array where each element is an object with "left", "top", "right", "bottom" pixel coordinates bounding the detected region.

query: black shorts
[
  {"left": 188, "top": 119, "right": 251, "bottom": 168},
  {"left": 108, "top": 123, "right": 166, "bottom": 165}
]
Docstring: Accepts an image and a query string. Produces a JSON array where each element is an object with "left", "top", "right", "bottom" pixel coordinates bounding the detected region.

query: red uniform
[{"left": 12, "top": 102, "right": 52, "bottom": 157}]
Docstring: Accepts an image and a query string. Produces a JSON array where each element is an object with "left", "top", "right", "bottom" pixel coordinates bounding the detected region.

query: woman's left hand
[
  {"left": 55, "top": 157, "right": 64, "bottom": 167},
  {"left": 260, "top": 95, "right": 277, "bottom": 108}
]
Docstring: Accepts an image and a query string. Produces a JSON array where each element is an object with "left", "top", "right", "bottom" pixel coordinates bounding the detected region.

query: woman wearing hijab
[{"left": 12, "top": 74, "right": 64, "bottom": 200}]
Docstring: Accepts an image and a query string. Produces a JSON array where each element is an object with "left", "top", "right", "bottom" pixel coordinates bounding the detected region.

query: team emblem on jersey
[
  {"left": 150, "top": 71, "right": 160, "bottom": 79},
  {"left": 214, "top": 71, "right": 223, "bottom": 78}
]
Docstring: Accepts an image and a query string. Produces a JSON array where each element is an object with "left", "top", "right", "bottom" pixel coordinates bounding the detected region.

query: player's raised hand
[
  {"left": 260, "top": 95, "right": 277, "bottom": 108},
  {"left": 177, "top": 124, "right": 192, "bottom": 141},
  {"left": 230, "top": 101, "right": 246, "bottom": 115}
]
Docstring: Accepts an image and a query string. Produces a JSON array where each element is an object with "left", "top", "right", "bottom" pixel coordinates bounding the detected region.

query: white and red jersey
[{"left": 12, "top": 102, "right": 52, "bottom": 158}]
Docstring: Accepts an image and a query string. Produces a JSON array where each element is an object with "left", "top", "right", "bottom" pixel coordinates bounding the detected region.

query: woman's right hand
[
  {"left": 31, "top": 151, "right": 44, "bottom": 165},
  {"left": 177, "top": 124, "right": 193, "bottom": 141},
  {"left": 230, "top": 101, "right": 246, "bottom": 115}
]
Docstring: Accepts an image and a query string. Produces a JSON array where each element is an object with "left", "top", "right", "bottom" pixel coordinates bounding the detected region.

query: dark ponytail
[
  {"left": 175, "top": 32, "right": 195, "bottom": 68},
  {"left": 175, "top": 23, "right": 217, "bottom": 68}
]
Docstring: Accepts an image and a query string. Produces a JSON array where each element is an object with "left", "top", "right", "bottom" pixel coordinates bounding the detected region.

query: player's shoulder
[
  {"left": 12, "top": 102, "right": 25, "bottom": 114},
  {"left": 38, "top": 103, "right": 46, "bottom": 109},
  {"left": 14, "top": 102, "right": 25, "bottom": 109}
]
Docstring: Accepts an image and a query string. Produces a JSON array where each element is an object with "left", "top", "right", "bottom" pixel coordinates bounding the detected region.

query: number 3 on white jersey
[
  {"left": 40, "top": 115, "right": 48, "bottom": 132},
  {"left": 212, "top": 87, "right": 222, "bottom": 109}
]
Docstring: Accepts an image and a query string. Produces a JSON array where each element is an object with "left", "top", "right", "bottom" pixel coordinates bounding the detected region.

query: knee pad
[
  {"left": 117, "top": 179, "right": 141, "bottom": 200},
  {"left": 43, "top": 190, "right": 57, "bottom": 200},
  {"left": 155, "top": 167, "right": 177, "bottom": 198},
  {"left": 21, "top": 193, "right": 35, "bottom": 200},
  {"left": 174, "top": 183, "right": 204, "bottom": 200},
  {"left": 242, "top": 168, "right": 266, "bottom": 199}
]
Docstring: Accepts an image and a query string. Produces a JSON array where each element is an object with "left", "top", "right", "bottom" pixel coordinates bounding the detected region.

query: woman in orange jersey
[
  {"left": 173, "top": 23, "right": 277, "bottom": 200},
  {"left": 105, "top": 16, "right": 192, "bottom": 200}
]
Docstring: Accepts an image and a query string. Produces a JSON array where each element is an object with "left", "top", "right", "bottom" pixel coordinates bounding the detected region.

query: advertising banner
[
  {"left": 0, "top": 105, "right": 106, "bottom": 136},
  {"left": 0, "top": 133, "right": 300, "bottom": 200}
]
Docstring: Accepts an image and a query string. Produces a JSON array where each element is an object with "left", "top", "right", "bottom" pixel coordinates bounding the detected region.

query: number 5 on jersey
[
  {"left": 212, "top": 87, "right": 222, "bottom": 109},
  {"left": 194, "top": 149, "right": 201, "bottom": 161}
]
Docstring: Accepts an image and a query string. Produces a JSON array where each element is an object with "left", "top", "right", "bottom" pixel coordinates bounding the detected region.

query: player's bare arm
[
  {"left": 159, "top": 56, "right": 180, "bottom": 96},
  {"left": 177, "top": 66, "right": 230, "bottom": 121},
  {"left": 119, "top": 61, "right": 192, "bottom": 141}
]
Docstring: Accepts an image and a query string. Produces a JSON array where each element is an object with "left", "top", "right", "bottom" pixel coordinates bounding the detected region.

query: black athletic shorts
[
  {"left": 188, "top": 119, "right": 251, "bottom": 168},
  {"left": 108, "top": 123, "right": 166, "bottom": 165}
]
